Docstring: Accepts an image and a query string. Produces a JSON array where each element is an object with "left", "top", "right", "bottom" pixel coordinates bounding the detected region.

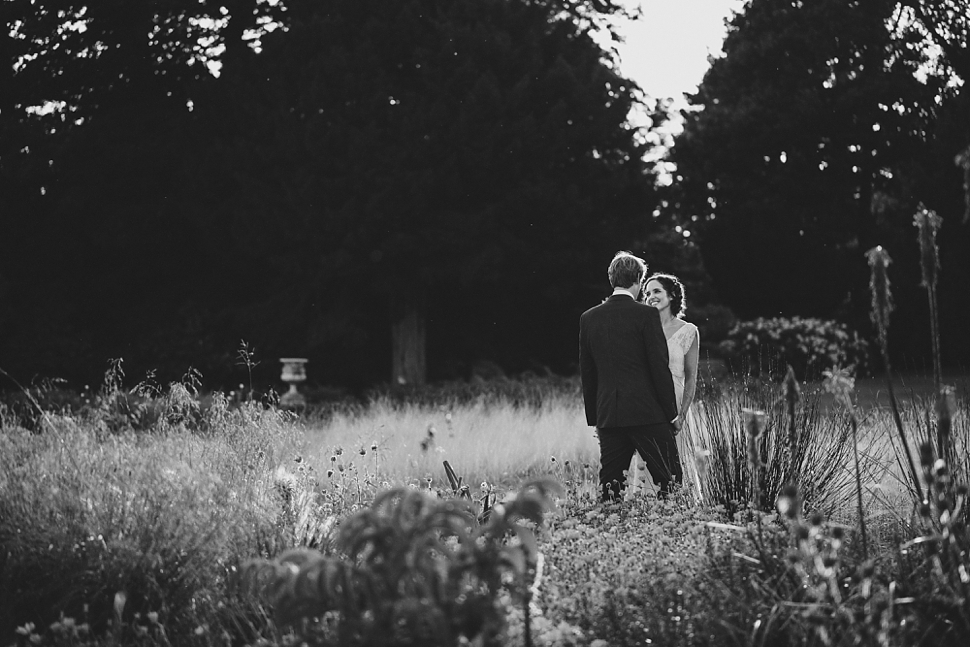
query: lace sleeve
[{"left": 679, "top": 323, "right": 699, "bottom": 354}]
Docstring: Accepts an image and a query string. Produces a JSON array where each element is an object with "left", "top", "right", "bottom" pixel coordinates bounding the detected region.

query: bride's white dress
[
  {"left": 627, "top": 321, "right": 699, "bottom": 497},
  {"left": 666, "top": 322, "right": 699, "bottom": 411}
]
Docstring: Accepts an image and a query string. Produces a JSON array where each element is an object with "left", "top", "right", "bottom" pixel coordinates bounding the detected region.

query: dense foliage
[
  {"left": 724, "top": 316, "right": 871, "bottom": 379},
  {"left": 668, "top": 0, "right": 970, "bottom": 368},
  {"left": 0, "top": 0, "right": 674, "bottom": 390}
]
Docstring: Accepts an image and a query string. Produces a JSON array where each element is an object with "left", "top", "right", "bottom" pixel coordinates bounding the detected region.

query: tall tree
[
  {"left": 0, "top": 0, "right": 261, "bottom": 385},
  {"left": 192, "top": 0, "right": 658, "bottom": 386},
  {"left": 669, "top": 0, "right": 940, "bottom": 315},
  {"left": 669, "top": 0, "right": 970, "bottom": 366}
]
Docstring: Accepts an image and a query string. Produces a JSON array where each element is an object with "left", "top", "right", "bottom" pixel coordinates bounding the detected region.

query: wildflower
[{"left": 371, "top": 441, "right": 378, "bottom": 452}]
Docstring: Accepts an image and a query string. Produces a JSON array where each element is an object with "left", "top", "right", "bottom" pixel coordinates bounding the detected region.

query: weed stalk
[
  {"left": 866, "top": 246, "right": 923, "bottom": 502},
  {"left": 913, "top": 205, "right": 943, "bottom": 391},
  {"left": 823, "top": 368, "right": 868, "bottom": 560}
]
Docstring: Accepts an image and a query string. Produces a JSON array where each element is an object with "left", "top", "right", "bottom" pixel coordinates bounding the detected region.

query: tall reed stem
[
  {"left": 743, "top": 408, "right": 766, "bottom": 541},
  {"left": 914, "top": 206, "right": 943, "bottom": 391},
  {"left": 866, "top": 246, "right": 924, "bottom": 502},
  {"left": 824, "top": 368, "right": 868, "bottom": 560}
]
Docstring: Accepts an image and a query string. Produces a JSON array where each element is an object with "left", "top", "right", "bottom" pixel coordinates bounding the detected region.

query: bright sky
[
  {"left": 608, "top": 0, "right": 746, "bottom": 109},
  {"left": 611, "top": 0, "right": 746, "bottom": 101},
  {"left": 597, "top": 0, "right": 746, "bottom": 172}
]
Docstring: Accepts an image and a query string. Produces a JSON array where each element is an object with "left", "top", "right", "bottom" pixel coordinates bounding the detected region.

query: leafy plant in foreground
[{"left": 238, "top": 480, "right": 562, "bottom": 646}]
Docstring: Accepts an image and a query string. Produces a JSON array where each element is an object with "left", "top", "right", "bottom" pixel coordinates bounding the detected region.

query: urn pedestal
[{"left": 279, "top": 358, "right": 308, "bottom": 409}]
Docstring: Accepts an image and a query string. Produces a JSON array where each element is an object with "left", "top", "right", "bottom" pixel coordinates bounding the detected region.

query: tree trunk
[{"left": 391, "top": 294, "right": 427, "bottom": 386}]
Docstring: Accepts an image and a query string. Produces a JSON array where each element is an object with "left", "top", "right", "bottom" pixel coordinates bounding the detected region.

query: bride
[
  {"left": 642, "top": 273, "right": 699, "bottom": 427},
  {"left": 627, "top": 273, "right": 700, "bottom": 496}
]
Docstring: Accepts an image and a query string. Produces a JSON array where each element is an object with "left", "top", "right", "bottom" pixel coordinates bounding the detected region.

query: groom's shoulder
[
  {"left": 582, "top": 296, "right": 645, "bottom": 318},
  {"left": 580, "top": 302, "right": 602, "bottom": 320}
]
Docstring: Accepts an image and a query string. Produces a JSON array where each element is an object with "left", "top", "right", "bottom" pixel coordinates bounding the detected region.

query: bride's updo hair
[{"left": 643, "top": 273, "right": 687, "bottom": 318}]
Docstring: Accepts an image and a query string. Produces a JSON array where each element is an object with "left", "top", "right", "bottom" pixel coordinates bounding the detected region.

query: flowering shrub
[{"left": 724, "top": 316, "right": 869, "bottom": 379}]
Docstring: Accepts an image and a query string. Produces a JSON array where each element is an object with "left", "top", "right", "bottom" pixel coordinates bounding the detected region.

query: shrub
[
  {"left": 723, "top": 316, "right": 870, "bottom": 380},
  {"left": 238, "top": 480, "right": 563, "bottom": 647}
]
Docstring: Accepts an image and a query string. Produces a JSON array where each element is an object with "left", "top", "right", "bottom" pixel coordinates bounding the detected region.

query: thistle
[
  {"left": 866, "top": 246, "right": 923, "bottom": 501},
  {"left": 913, "top": 205, "right": 943, "bottom": 389}
]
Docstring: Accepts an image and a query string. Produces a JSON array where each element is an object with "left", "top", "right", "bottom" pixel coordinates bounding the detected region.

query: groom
[{"left": 579, "top": 251, "right": 682, "bottom": 501}]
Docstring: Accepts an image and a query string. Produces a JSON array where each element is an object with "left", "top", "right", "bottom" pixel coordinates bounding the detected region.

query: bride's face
[{"left": 643, "top": 280, "right": 670, "bottom": 311}]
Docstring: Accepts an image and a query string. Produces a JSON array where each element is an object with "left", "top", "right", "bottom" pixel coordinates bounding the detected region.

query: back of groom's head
[{"left": 608, "top": 251, "right": 646, "bottom": 289}]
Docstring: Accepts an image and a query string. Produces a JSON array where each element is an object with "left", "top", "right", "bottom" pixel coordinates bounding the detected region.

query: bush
[
  {"left": 238, "top": 481, "right": 564, "bottom": 647},
  {"left": 723, "top": 316, "right": 870, "bottom": 380}
]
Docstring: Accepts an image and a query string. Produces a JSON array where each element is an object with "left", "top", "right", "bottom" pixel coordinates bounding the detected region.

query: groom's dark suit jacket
[{"left": 579, "top": 294, "right": 678, "bottom": 428}]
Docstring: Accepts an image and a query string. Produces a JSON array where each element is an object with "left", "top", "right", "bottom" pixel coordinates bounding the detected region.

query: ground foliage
[{"left": 2, "top": 365, "right": 969, "bottom": 647}]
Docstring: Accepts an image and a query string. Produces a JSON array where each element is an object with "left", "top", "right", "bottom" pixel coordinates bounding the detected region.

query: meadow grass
[
  {"left": 301, "top": 393, "right": 599, "bottom": 494},
  {"left": 1, "top": 368, "right": 969, "bottom": 647}
]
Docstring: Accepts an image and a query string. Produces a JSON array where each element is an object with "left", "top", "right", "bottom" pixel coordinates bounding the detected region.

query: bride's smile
[{"left": 642, "top": 281, "right": 670, "bottom": 311}]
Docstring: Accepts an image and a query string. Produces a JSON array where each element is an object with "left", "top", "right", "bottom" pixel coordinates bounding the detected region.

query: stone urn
[{"left": 279, "top": 358, "right": 308, "bottom": 409}]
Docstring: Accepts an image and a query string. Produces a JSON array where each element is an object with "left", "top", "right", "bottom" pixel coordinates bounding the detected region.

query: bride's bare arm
[{"left": 680, "top": 327, "right": 700, "bottom": 420}]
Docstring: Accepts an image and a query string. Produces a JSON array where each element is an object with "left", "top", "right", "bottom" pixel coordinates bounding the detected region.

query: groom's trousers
[{"left": 598, "top": 422, "right": 682, "bottom": 501}]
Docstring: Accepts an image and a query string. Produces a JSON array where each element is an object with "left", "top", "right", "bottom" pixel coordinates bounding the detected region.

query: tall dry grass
[{"left": 302, "top": 394, "right": 599, "bottom": 493}]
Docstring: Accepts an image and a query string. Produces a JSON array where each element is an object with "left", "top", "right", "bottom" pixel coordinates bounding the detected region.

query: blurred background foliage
[{"left": 1, "top": 0, "right": 968, "bottom": 393}]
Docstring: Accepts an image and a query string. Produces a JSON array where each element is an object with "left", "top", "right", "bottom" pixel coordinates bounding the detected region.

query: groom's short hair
[{"left": 608, "top": 251, "right": 646, "bottom": 289}]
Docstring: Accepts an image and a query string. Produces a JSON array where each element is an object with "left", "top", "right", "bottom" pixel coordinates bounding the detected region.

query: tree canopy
[
  {"left": 668, "top": 0, "right": 970, "bottom": 366},
  {"left": 1, "top": 0, "right": 670, "bottom": 390}
]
